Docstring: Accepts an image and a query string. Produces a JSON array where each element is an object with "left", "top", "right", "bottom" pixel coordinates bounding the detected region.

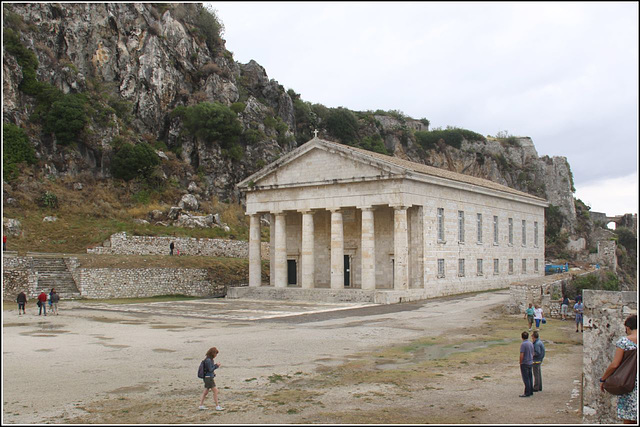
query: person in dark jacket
[
  {"left": 49, "top": 288, "right": 60, "bottom": 315},
  {"left": 198, "top": 347, "right": 224, "bottom": 411},
  {"left": 532, "top": 331, "right": 546, "bottom": 392},
  {"left": 170, "top": 241, "right": 175, "bottom": 255},
  {"left": 16, "top": 292, "right": 27, "bottom": 315}
]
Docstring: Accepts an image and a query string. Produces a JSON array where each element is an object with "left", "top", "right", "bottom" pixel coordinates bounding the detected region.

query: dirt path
[{"left": 2, "top": 290, "right": 583, "bottom": 424}]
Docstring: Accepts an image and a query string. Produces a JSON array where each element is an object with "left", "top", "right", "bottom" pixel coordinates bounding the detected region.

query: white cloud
[{"left": 574, "top": 172, "right": 638, "bottom": 216}]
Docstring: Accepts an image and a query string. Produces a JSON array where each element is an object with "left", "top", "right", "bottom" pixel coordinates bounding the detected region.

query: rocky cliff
[{"left": 3, "top": 3, "right": 578, "bottom": 233}]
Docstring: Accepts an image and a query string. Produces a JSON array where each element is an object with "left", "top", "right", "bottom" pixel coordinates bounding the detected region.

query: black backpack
[{"left": 197, "top": 358, "right": 206, "bottom": 379}]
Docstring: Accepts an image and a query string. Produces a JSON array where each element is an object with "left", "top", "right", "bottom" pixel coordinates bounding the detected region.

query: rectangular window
[
  {"left": 477, "top": 213, "right": 483, "bottom": 243},
  {"left": 437, "top": 259, "right": 445, "bottom": 278},
  {"left": 493, "top": 259, "right": 499, "bottom": 275},
  {"left": 508, "top": 218, "right": 513, "bottom": 245},
  {"left": 437, "top": 208, "right": 445, "bottom": 242},
  {"left": 477, "top": 259, "right": 483, "bottom": 276},
  {"left": 534, "top": 259, "right": 539, "bottom": 272},
  {"left": 522, "top": 259, "right": 527, "bottom": 274},
  {"left": 534, "top": 221, "right": 539, "bottom": 247},
  {"left": 509, "top": 259, "right": 514, "bottom": 275},
  {"left": 458, "top": 258, "right": 465, "bottom": 277},
  {"left": 522, "top": 220, "right": 527, "bottom": 247},
  {"left": 458, "top": 211, "right": 465, "bottom": 243},
  {"left": 493, "top": 216, "right": 499, "bottom": 245}
]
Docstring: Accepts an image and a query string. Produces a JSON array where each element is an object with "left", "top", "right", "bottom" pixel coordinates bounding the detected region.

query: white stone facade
[{"left": 237, "top": 138, "right": 548, "bottom": 300}]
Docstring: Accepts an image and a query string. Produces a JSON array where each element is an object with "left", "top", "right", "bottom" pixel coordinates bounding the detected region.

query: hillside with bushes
[{"left": 2, "top": 3, "right": 633, "bottom": 288}]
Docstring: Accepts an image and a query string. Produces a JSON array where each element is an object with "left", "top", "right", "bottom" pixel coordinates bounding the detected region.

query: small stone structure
[
  {"left": 507, "top": 269, "right": 595, "bottom": 317},
  {"left": 582, "top": 290, "right": 637, "bottom": 423},
  {"left": 87, "top": 231, "right": 269, "bottom": 259}
]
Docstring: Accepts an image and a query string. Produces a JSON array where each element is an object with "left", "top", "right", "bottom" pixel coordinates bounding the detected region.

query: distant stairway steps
[{"left": 30, "top": 255, "right": 81, "bottom": 299}]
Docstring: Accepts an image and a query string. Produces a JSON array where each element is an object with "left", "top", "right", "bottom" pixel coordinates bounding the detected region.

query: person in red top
[
  {"left": 3, "top": 234, "right": 6, "bottom": 251},
  {"left": 37, "top": 292, "right": 48, "bottom": 316}
]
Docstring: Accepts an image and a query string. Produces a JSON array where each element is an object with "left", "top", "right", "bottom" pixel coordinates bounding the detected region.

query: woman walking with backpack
[{"left": 198, "top": 347, "right": 224, "bottom": 411}]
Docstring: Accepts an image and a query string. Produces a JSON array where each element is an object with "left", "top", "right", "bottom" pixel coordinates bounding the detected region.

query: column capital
[
  {"left": 298, "top": 209, "right": 316, "bottom": 215},
  {"left": 328, "top": 208, "right": 342, "bottom": 213},
  {"left": 391, "top": 205, "right": 409, "bottom": 211},
  {"left": 358, "top": 206, "right": 375, "bottom": 212}
]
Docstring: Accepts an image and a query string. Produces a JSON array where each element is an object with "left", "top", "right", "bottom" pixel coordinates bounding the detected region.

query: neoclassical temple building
[{"left": 235, "top": 137, "right": 548, "bottom": 304}]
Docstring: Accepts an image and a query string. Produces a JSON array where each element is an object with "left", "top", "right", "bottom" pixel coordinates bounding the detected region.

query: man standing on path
[
  {"left": 519, "top": 331, "right": 534, "bottom": 397},
  {"left": 37, "top": 291, "right": 47, "bottom": 316},
  {"left": 532, "top": 331, "right": 546, "bottom": 392},
  {"left": 560, "top": 295, "right": 570, "bottom": 320},
  {"left": 170, "top": 241, "right": 175, "bottom": 256},
  {"left": 574, "top": 298, "right": 584, "bottom": 333}
]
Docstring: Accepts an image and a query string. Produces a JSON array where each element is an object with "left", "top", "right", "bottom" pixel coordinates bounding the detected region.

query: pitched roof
[
  {"left": 239, "top": 137, "right": 547, "bottom": 204},
  {"left": 319, "top": 138, "right": 547, "bottom": 203}
]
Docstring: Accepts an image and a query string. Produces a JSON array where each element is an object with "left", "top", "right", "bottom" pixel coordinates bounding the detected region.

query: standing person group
[
  {"left": 199, "top": 347, "right": 224, "bottom": 411},
  {"left": 519, "top": 330, "right": 546, "bottom": 397},
  {"left": 600, "top": 314, "right": 637, "bottom": 424}
]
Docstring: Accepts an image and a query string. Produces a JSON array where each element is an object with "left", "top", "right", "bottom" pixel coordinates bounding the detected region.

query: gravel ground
[{"left": 2, "top": 290, "right": 583, "bottom": 424}]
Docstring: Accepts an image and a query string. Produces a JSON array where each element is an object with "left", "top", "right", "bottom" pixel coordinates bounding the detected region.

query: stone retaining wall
[
  {"left": 2, "top": 254, "right": 37, "bottom": 300},
  {"left": 75, "top": 268, "right": 223, "bottom": 299},
  {"left": 582, "top": 290, "right": 637, "bottom": 423},
  {"left": 87, "top": 232, "right": 269, "bottom": 260}
]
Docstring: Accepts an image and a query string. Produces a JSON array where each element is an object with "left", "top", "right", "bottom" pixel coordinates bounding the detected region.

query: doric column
[
  {"left": 249, "top": 214, "right": 261, "bottom": 287},
  {"left": 393, "top": 206, "right": 409, "bottom": 290},
  {"left": 360, "top": 207, "right": 376, "bottom": 290},
  {"left": 274, "top": 212, "right": 287, "bottom": 288},
  {"left": 330, "top": 209, "right": 344, "bottom": 289},
  {"left": 269, "top": 214, "right": 275, "bottom": 286},
  {"left": 300, "top": 210, "right": 315, "bottom": 289}
]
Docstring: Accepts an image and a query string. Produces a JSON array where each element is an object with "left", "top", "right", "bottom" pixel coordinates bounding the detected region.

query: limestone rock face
[
  {"left": 3, "top": 3, "right": 292, "bottom": 200},
  {"left": 178, "top": 194, "right": 199, "bottom": 211}
]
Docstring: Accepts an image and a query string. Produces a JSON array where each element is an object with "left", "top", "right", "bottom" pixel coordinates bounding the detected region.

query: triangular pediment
[{"left": 237, "top": 138, "right": 405, "bottom": 189}]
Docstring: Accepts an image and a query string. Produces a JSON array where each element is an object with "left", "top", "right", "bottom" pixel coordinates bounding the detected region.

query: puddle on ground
[
  {"left": 152, "top": 348, "right": 176, "bottom": 353},
  {"left": 150, "top": 325, "right": 185, "bottom": 329},
  {"left": 3, "top": 323, "right": 31, "bottom": 327},
  {"left": 35, "top": 349, "right": 55, "bottom": 352},
  {"left": 107, "top": 385, "right": 150, "bottom": 394},
  {"left": 91, "top": 342, "right": 130, "bottom": 349},
  {"left": 375, "top": 339, "right": 515, "bottom": 370},
  {"left": 20, "top": 329, "right": 70, "bottom": 337}
]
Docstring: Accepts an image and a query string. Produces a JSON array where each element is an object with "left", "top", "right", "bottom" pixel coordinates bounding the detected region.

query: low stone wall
[
  {"left": 508, "top": 270, "right": 596, "bottom": 317},
  {"left": 87, "top": 232, "right": 269, "bottom": 260},
  {"left": 582, "top": 290, "right": 637, "bottom": 423},
  {"left": 75, "top": 268, "right": 223, "bottom": 299},
  {"left": 2, "top": 254, "right": 37, "bottom": 300}
]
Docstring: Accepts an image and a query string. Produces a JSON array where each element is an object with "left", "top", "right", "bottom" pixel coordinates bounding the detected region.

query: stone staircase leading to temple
[{"left": 29, "top": 254, "right": 81, "bottom": 299}]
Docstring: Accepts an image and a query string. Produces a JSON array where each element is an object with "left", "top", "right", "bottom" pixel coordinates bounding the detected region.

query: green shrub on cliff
[
  {"left": 2, "top": 123, "right": 37, "bottom": 180},
  {"left": 111, "top": 142, "right": 160, "bottom": 181}
]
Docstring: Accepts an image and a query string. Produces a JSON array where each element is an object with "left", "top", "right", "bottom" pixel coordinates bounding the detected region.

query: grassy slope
[{"left": 3, "top": 173, "right": 252, "bottom": 254}]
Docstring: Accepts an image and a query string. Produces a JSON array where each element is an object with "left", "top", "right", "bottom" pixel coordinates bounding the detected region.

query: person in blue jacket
[
  {"left": 199, "top": 347, "right": 224, "bottom": 411},
  {"left": 532, "top": 331, "right": 546, "bottom": 392}
]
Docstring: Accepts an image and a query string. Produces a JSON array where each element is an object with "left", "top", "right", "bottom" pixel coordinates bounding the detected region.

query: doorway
[
  {"left": 344, "top": 255, "right": 351, "bottom": 287},
  {"left": 287, "top": 259, "right": 297, "bottom": 286}
]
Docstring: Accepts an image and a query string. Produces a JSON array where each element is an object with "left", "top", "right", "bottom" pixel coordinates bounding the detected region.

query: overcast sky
[{"left": 210, "top": 1, "right": 638, "bottom": 216}]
